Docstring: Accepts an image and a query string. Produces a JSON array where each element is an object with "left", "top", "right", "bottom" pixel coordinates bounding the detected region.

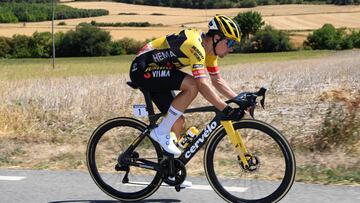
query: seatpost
[{"left": 140, "top": 89, "right": 158, "bottom": 128}]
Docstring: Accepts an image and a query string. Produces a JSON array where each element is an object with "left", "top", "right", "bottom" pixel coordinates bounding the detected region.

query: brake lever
[
  {"left": 248, "top": 105, "right": 255, "bottom": 119},
  {"left": 226, "top": 87, "right": 267, "bottom": 112},
  {"left": 256, "top": 87, "right": 267, "bottom": 109},
  {"left": 260, "top": 97, "right": 265, "bottom": 109}
]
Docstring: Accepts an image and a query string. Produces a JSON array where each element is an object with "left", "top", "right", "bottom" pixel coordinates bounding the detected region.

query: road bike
[{"left": 86, "top": 81, "right": 296, "bottom": 202}]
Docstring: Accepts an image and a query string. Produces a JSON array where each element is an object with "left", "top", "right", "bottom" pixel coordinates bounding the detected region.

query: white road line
[
  {"left": 190, "top": 184, "right": 248, "bottom": 192},
  {"left": 123, "top": 181, "right": 248, "bottom": 192},
  {"left": 0, "top": 176, "right": 26, "bottom": 181}
]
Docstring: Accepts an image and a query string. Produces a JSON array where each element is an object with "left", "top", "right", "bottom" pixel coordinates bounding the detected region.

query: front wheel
[{"left": 204, "top": 119, "right": 296, "bottom": 203}]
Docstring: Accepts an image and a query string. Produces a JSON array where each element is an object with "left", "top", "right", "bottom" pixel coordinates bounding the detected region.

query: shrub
[
  {"left": 240, "top": 0, "right": 257, "bottom": 7},
  {"left": 80, "top": 21, "right": 162, "bottom": 27},
  {"left": 0, "top": 8, "right": 18, "bottom": 23},
  {"left": 30, "top": 32, "right": 52, "bottom": 58},
  {"left": 340, "top": 35, "right": 353, "bottom": 49},
  {"left": 10, "top": 35, "right": 32, "bottom": 58},
  {"left": 304, "top": 24, "right": 346, "bottom": 50},
  {"left": 114, "top": 38, "right": 144, "bottom": 54},
  {"left": 12, "top": 4, "right": 48, "bottom": 22},
  {"left": 0, "top": 3, "right": 109, "bottom": 23},
  {"left": 118, "top": 12, "right": 138, "bottom": 15},
  {"left": 252, "top": 25, "right": 294, "bottom": 52},
  {"left": 150, "top": 13, "right": 165, "bottom": 15},
  {"left": 110, "top": 41, "right": 126, "bottom": 55},
  {"left": 233, "top": 38, "right": 255, "bottom": 53},
  {"left": 54, "top": 31, "right": 65, "bottom": 56},
  {"left": 0, "top": 37, "right": 12, "bottom": 58},
  {"left": 348, "top": 30, "right": 360, "bottom": 48},
  {"left": 331, "top": 0, "right": 355, "bottom": 4},
  {"left": 58, "top": 21, "right": 67, "bottom": 26},
  {"left": 315, "top": 91, "right": 360, "bottom": 152},
  {"left": 57, "top": 25, "right": 112, "bottom": 57},
  {"left": 256, "top": 0, "right": 276, "bottom": 4}
]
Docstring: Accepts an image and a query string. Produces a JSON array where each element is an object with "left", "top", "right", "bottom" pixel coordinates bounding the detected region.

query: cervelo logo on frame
[{"left": 185, "top": 121, "right": 217, "bottom": 159}]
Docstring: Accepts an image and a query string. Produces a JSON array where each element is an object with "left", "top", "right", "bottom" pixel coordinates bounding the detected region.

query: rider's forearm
[
  {"left": 211, "top": 75, "right": 237, "bottom": 99},
  {"left": 195, "top": 78, "right": 227, "bottom": 111}
]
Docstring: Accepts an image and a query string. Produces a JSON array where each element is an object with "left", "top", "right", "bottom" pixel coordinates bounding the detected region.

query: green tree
[
  {"left": 30, "top": 32, "right": 52, "bottom": 57},
  {"left": 0, "top": 37, "right": 11, "bottom": 58},
  {"left": 0, "top": 8, "right": 18, "bottom": 23},
  {"left": 57, "top": 25, "right": 112, "bottom": 57},
  {"left": 252, "top": 25, "right": 294, "bottom": 52},
  {"left": 77, "top": 25, "right": 112, "bottom": 56},
  {"left": 10, "top": 34, "right": 32, "bottom": 58},
  {"left": 347, "top": 30, "right": 360, "bottom": 48},
  {"left": 240, "top": 0, "right": 257, "bottom": 7},
  {"left": 304, "top": 24, "right": 345, "bottom": 50},
  {"left": 110, "top": 41, "right": 126, "bottom": 55},
  {"left": 115, "top": 37, "right": 144, "bottom": 54},
  {"left": 234, "top": 11, "right": 265, "bottom": 40}
]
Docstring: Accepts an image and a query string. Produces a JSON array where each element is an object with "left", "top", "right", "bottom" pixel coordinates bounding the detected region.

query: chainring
[{"left": 160, "top": 159, "right": 187, "bottom": 186}]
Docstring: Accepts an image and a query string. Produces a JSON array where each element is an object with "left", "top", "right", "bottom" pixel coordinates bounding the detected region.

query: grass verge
[
  {"left": 297, "top": 165, "right": 360, "bottom": 185},
  {"left": 0, "top": 50, "right": 333, "bottom": 81}
]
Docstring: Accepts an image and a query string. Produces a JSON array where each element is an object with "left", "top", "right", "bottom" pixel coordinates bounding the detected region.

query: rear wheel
[
  {"left": 205, "top": 119, "right": 296, "bottom": 203},
  {"left": 87, "top": 117, "right": 163, "bottom": 202}
]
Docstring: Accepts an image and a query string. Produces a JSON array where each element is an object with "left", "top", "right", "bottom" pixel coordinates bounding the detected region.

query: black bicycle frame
[
  {"left": 179, "top": 106, "right": 222, "bottom": 165},
  {"left": 126, "top": 81, "right": 225, "bottom": 169},
  {"left": 143, "top": 106, "right": 222, "bottom": 165},
  {"left": 124, "top": 105, "right": 222, "bottom": 170}
]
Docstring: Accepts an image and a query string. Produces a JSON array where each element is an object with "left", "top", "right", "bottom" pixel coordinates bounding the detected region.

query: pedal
[
  {"left": 115, "top": 164, "right": 129, "bottom": 171},
  {"left": 122, "top": 169, "right": 130, "bottom": 183},
  {"left": 175, "top": 185, "right": 181, "bottom": 192}
]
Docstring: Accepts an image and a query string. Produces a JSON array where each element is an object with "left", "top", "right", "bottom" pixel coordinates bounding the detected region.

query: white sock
[{"left": 155, "top": 105, "right": 182, "bottom": 135}]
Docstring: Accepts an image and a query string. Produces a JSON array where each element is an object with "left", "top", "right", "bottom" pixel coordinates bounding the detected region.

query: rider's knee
[{"left": 183, "top": 77, "right": 199, "bottom": 96}]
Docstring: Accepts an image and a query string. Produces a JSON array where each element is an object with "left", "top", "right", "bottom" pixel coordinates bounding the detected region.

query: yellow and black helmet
[{"left": 208, "top": 15, "right": 241, "bottom": 42}]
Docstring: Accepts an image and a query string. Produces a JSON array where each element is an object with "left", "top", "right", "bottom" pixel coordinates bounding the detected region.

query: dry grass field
[
  {"left": 0, "top": 50, "right": 359, "bottom": 184},
  {"left": 0, "top": 2, "right": 360, "bottom": 46}
]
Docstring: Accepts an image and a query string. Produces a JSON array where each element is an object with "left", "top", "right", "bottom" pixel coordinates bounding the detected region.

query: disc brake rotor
[{"left": 238, "top": 154, "right": 260, "bottom": 172}]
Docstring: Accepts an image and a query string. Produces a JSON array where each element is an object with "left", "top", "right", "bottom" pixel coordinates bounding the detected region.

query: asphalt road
[{"left": 0, "top": 169, "right": 359, "bottom": 203}]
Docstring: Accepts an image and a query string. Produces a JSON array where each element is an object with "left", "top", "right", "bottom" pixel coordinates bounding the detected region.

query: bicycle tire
[
  {"left": 86, "top": 117, "right": 163, "bottom": 202},
  {"left": 204, "top": 119, "right": 296, "bottom": 203}
]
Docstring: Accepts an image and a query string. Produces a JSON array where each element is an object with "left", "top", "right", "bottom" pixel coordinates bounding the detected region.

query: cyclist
[{"left": 129, "top": 15, "right": 243, "bottom": 186}]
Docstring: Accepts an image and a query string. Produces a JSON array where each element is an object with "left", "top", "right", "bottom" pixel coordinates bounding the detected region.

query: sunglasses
[{"left": 226, "top": 39, "right": 236, "bottom": 48}]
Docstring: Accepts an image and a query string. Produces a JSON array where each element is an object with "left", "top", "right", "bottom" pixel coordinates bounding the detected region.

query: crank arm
[{"left": 127, "top": 160, "right": 162, "bottom": 172}]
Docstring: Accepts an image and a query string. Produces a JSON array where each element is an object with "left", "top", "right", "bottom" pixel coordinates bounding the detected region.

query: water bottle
[
  {"left": 178, "top": 127, "right": 200, "bottom": 149},
  {"left": 169, "top": 132, "right": 178, "bottom": 144}
]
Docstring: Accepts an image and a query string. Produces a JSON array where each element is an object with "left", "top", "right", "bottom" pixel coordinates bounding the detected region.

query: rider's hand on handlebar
[{"left": 221, "top": 105, "right": 245, "bottom": 121}]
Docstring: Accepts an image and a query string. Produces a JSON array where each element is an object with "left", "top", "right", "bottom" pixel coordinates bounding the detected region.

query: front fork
[{"left": 221, "top": 120, "right": 250, "bottom": 168}]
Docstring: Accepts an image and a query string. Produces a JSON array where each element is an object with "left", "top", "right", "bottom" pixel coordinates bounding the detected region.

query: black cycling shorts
[{"left": 129, "top": 55, "right": 189, "bottom": 113}]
